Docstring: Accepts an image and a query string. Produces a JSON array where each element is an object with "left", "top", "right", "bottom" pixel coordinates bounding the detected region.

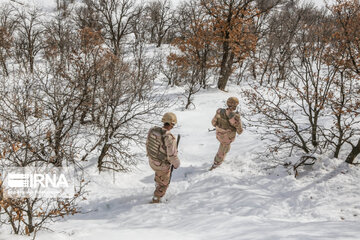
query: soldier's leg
[
  {"left": 210, "top": 143, "right": 231, "bottom": 170},
  {"left": 153, "top": 169, "right": 171, "bottom": 202}
]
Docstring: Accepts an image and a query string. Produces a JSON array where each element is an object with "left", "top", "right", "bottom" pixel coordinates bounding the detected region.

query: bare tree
[
  {"left": 43, "top": 8, "right": 77, "bottom": 71},
  {"left": 83, "top": 0, "right": 141, "bottom": 56},
  {"left": 171, "top": 1, "right": 192, "bottom": 41},
  {"left": 167, "top": 55, "right": 202, "bottom": 109},
  {"left": 159, "top": 55, "right": 182, "bottom": 86},
  {"left": 0, "top": 71, "right": 87, "bottom": 236},
  {"left": 0, "top": 4, "right": 17, "bottom": 77},
  {"left": 14, "top": 7, "right": 44, "bottom": 74},
  {"left": 0, "top": 0, "right": 167, "bottom": 237},
  {"left": 252, "top": 2, "right": 317, "bottom": 86},
  {"left": 326, "top": 0, "right": 360, "bottom": 164},
  {"left": 56, "top": 0, "right": 75, "bottom": 12},
  {"left": 91, "top": 54, "right": 163, "bottom": 172},
  {"left": 74, "top": 0, "right": 102, "bottom": 31},
  {"left": 242, "top": 17, "right": 337, "bottom": 160},
  {"left": 322, "top": 70, "right": 360, "bottom": 158},
  {"left": 0, "top": 177, "right": 86, "bottom": 235},
  {"left": 129, "top": 5, "right": 148, "bottom": 44},
  {"left": 182, "top": 66, "right": 202, "bottom": 110},
  {"left": 145, "top": 0, "right": 175, "bottom": 47}
]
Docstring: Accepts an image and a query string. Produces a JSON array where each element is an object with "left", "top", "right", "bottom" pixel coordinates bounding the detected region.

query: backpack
[
  {"left": 217, "top": 109, "right": 236, "bottom": 131},
  {"left": 146, "top": 127, "right": 168, "bottom": 163}
]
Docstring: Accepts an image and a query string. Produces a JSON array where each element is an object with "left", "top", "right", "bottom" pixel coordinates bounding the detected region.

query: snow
[
  {"left": 1, "top": 83, "right": 359, "bottom": 240},
  {"left": 0, "top": 0, "right": 359, "bottom": 239},
  {"left": 304, "top": 0, "right": 336, "bottom": 8},
  {"left": 0, "top": 0, "right": 56, "bottom": 11}
]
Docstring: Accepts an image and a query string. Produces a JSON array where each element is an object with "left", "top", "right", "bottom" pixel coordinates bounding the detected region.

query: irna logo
[
  {"left": 2, "top": 167, "right": 75, "bottom": 198},
  {"left": 8, "top": 173, "right": 69, "bottom": 188}
]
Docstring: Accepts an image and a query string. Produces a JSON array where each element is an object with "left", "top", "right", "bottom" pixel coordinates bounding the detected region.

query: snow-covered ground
[
  {"left": 1, "top": 84, "right": 359, "bottom": 240},
  {"left": 0, "top": 0, "right": 359, "bottom": 239}
]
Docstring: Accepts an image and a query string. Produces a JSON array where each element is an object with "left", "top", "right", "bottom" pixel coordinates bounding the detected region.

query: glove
[{"left": 234, "top": 114, "right": 240, "bottom": 121}]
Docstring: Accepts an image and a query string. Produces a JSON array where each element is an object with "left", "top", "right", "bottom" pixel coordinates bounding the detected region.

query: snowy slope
[
  {"left": 0, "top": 0, "right": 358, "bottom": 239},
  {"left": 1, "top": 83, "right": 359, "bottom": 240}
]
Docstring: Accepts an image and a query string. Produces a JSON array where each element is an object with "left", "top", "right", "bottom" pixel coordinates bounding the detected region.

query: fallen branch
[{"left": 293, "top": 155, "right": 317, "bottom": 178}]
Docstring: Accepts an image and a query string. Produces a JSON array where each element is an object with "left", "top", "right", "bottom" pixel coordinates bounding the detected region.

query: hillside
[
  {"left": 0, "top": 0, "right": 359, "bottom": 239},
  {"left": 1, "top": 83, "right": 359, "bottom": 240}
]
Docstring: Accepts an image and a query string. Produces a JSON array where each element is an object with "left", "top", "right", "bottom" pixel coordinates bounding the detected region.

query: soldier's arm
[
  {"left": 164, "top": 133, "right": 180, "bottom": 169},
  {"left": 230, "top": 113, "right": 243, "bottom": 134},
  {"left": 211, "top": 109, "right": 220, "bottom": 127}
]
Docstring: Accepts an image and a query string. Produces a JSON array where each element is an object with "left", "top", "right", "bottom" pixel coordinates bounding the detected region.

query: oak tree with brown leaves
[
  {"left": 201, "top": 0, "right": 282, "bottom": 90},
  {"left": 326, "top": 0, "right": 360, "bottom": 164}
]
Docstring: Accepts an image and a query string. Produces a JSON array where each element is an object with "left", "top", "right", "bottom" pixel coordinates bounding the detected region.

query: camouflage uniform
[
  {"left": 146, "top": 112, "right": 180, "bottom": 203},
  {"left": 211, "top": 98, "right": 243, "bottom": 170},
  {"left": 147, "top": 128, "right": 180, "bottom": 199}
]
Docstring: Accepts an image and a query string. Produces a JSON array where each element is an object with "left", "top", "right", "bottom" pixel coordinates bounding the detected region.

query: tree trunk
[
  {"left": 98, "top": 143, "right": 110, "bottom": 172},
  {"left": 334, "top": 143, "right": 341, "bottom": 159},
  {"left": 1, "top": 59, "right": 8, "bottom": 76},
  {"left": 218, "top": 44, "right": 234, "bottom": 91},
  {"left": 156, "top": 33, "right": 163, "bottom": 48},
  {"left": 29, "top": 54, "right": 34, "bottom": 74},
  {"left": 311, "top": 117, "right": 318, "bottom": 147},
  {"left": 26, "top": 199, "right": 35, "bottom": 234},
  {"left": 333, "top": 113, "right": 344, "bottom": 158},
  {"left": 345, "top": 138, "right": 360, "bottom": 164}
]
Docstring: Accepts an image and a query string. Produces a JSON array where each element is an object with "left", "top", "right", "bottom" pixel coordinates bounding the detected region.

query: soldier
[
  {"left": 210, "top": 97, "right": 243, "bottom": 170},
  {"left": 146, "top": 112, "right": 180, "bottom": 203}
]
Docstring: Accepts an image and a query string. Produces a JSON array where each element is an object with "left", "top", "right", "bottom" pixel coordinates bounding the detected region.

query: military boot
[
  {"left": 209, "top": 163, "right": 219, "bottom": 171},
  {"left": 151, "top": 196, "right": 161, "bottom": 203}
]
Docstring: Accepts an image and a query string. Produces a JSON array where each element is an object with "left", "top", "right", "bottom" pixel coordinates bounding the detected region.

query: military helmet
[
  {"left": 161, "top": 112, "right": 177, "bottom": 125},
  {"left": 227, "top": 97, "right": 239, "bottom": 107}
]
